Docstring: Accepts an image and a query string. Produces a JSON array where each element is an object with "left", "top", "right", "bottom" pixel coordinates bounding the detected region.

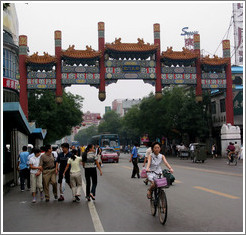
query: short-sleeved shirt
[
  {"left": 39, "top": 153, "right": 56, "bottom": 170},
  {"left": 228, "top": 145, "right": 235, "bottom": 151},
  {"left": 67, "top": 156, "right": 82, "bottom": 173},
  {"left": 83, "top": 152, "right": 98, "bottom": 168},
  {"left": 56, "top": 151, "right": 72, "bottom": 171},
  {"left": 29, "top": 155, "right": 41, "bottom": 174},
  {"left": 131, "top": 146, "right": 138, "bottom": 159},
  {"left": 145, "top": 147, "right": 152, "bottom": 159},
  {"left": 18, "top": 151, "right": 30, "bottom": 170}
]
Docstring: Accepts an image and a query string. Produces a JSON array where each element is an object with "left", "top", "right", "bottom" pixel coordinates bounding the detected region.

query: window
[
  {"left": 3, "top": 48, "right": 18, "bottom": 79},
  {"left": 220, "top": 99, "right": 226, "bottom": 113},
  {"left": 211, "top": 101, "right": 216, "bottom": 114}
]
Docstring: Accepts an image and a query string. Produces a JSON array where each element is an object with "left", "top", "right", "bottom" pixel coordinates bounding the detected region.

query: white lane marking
[{"left": 81, "top": 178, "right": 104, "bottom": 232}]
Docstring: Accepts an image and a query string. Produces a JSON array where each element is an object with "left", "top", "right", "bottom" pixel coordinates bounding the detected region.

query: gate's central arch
[{"left": 19, "top": 22, "right": 234, "bottom": 125}]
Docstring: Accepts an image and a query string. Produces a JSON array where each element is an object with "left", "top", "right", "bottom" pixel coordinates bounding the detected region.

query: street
[{"left": 3, "top": 153, "right": 244, "bottom": 233}]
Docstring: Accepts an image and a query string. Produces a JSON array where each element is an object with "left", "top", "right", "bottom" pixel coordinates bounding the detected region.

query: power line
[{"left": 213, "top": 15, "right": 233, "bottom": 56}]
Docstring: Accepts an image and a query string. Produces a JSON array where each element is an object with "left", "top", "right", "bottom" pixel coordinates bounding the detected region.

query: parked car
[
  {"left": 101, "top": 148, "right": 119, "bottom": 163},
  {"left": 138, "top": 146, "right": 148, "bottom": 163}
]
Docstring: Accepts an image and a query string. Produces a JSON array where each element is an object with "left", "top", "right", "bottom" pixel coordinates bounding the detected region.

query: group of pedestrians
[
  {"left": 17, "top": 143, "right": 102, "bottom": 203},
  {"left": 129, "top": 141, "right": 174, "bottom": 199}
]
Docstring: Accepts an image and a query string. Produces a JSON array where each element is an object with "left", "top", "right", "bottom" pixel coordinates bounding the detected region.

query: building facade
[
  {"left": 112, "top": 98, "right": 141, "bottom": 117},
  {"left": 3, "top": 4, "right": 46, "bottom": 190}
]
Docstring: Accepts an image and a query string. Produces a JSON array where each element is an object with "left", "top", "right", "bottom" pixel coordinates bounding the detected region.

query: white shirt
[
  {"left": 29, "top": 155, "right": 41, "bottom": 174},
  {"left": 145, "top": 147, "right": 152, "bottom": 158}
]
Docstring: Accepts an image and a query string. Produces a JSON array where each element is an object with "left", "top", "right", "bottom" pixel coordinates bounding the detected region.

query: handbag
[
  {"left": 154, "top": 177, "right": 168, "bottom": 188},
  {"left": 141, "top": 168, "right": 147, "bottom": 178}
]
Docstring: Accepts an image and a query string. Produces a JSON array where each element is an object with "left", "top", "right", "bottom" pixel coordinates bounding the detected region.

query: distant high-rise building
[{"left": 112, "top": 98, "right": 141, "bottom": 116}]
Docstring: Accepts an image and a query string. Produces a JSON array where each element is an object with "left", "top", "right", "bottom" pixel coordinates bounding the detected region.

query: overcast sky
[{"left": 15, "top": 1, "right": 235, "bottom": 115}]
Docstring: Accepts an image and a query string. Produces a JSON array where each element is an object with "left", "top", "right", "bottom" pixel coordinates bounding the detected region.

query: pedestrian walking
[
  {"left": 82, "top": 144, "right": 102, "bottom": 201},
  {"left": 211, "top": 143, "right": 217, "bottom": 159},
  {"left": 95, "top": 144, "right": 102, "bottom": 167},
  {"left": 39, "top": 144, "right": 58, "bottom": 202},
  {"left": 56, "top": 143, "right": 72, "bottom": 201},
  {"left": 129, "top": 143, "right": 140, "bottom": 178},
  {"left": 29, "top": 148, "right": 44, "bottom": 203},
  {"left": 17, "top": 146, "right": 31, "bottom": 192},
  {"left": 234, "top": 142, "right": 240, "bottom": 158},
  {"left": 63, "top": 149, "right": 82, "bottom": 202},
  {"left": 52, "top": 146, "right": 58, "bottom": 161}
]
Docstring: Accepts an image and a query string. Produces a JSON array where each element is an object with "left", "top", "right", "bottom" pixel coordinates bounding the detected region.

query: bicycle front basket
[{"left": 154, "top": 177, "right": 169, "bottom": 188}]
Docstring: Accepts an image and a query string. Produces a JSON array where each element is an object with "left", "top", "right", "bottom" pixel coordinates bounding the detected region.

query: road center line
[
  {"left": 122, "top": 165, "right": 132, "bottom": 170},
  {"left": 81, "top": 178, "right": 104, "bottom": 232},
  {"left": 193, "top": 186, "right": 240, "bottom": 199},
  {"left": 174, "top": 165, "right": 243, "bottom": 177}
]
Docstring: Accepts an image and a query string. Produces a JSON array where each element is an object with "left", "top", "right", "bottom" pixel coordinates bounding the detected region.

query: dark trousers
[
  {"left": 131, "top": 158, "right": 140, "bottom": 178},
  {"left": 19, "top": 168, "right": 30, "bottom": 190},
  {"left": 84, "top": 168, "right": 97, "bottom": 197}
]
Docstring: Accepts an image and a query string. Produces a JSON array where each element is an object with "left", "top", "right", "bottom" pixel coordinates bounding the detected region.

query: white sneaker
[{"left": 32, "top": 197, "right": 36, "bottom": 203}]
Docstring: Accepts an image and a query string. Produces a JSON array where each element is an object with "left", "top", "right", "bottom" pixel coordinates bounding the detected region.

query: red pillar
[
  {"left": 98, "top": 22, "right": 106, "bottom": 101},
  {"left": 153, "top": 23, "right": 162, "bottom": 99},
  {"left": 194, "top": 34, "right": 202, "bottom": 102},
  {"left": 19, "top": 35, "right": 28, "bottom": 119},
  {"left": 55, "top": 30, "right": 63, "bottom": 103},
  {"left": 223, "top": 40, "right": 234, "bottom": 125}
]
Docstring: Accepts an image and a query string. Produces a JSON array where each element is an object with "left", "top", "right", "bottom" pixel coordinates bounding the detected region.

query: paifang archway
[{"left": 19, "top": 22, "right": 234, "bottom": 125}]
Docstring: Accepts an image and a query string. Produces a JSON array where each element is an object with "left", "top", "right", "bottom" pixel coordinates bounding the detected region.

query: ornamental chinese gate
[{"left": 19, "top": 22, "right": 234, "bottom": 125}]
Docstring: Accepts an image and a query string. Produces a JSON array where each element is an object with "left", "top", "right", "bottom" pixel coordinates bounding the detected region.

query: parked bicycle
[{"left": 149, "top": 171, "right": 169, "bottom": 225}]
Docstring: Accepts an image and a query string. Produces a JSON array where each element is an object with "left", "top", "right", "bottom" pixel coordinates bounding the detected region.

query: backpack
[{"left": 162, "top": 169, "right": 175, "bottom": 185}]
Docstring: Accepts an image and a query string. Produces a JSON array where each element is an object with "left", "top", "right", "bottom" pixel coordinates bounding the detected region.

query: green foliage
[
  {"left": 28, "top": 90, "right": 83, "bottom": 144},
  {"left": 73, "top": 86, "right": 210, "bottom": 147},
  {"left": 98, "top": 111, "right": 121, "bottom": 134},
  {"left": 74, "top": 125, "right": 98, "bottom": 145},
  {"left": 121, "top": 86, "right": 209, "bottom": 143}
]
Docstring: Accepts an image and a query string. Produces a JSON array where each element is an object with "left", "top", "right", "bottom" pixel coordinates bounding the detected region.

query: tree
[
  {"left": 74, "top": 125, "right": 98, "bottom": 145},
  {"left": 28, "top": 90, "right": 83, "bottom": 144},
  {"left": 98, "top": 111, "right": 121, "bottom": 134}
]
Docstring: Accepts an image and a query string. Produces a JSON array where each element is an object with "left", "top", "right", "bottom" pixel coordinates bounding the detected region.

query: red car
[{"left": 101, "top": 148, "right": 119, "bottom": 163}]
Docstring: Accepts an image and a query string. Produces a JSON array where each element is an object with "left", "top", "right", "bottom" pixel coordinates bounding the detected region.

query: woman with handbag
[
  {"left": 82, "top": 144, "right": 102, "bottom": 201},
  {"left": 146, "top": 142, "right": 174, "bottom": 199}
]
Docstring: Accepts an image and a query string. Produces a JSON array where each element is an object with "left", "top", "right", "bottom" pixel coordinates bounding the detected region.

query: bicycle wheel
[
  {"left": 158, "top": 189, "right": 168, "bottom": 225},
  {"left": 150, "top": 192, "right": 157, "bottom": 216}
]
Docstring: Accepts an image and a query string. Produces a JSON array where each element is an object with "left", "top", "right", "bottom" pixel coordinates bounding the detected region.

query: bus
[{"left": 91, "top": 134, "right": 120, "bottom": 155}]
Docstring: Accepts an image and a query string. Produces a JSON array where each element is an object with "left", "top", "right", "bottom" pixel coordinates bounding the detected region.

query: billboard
[{"left": 233, "top": 3, "right": 243, "bottom": 65}]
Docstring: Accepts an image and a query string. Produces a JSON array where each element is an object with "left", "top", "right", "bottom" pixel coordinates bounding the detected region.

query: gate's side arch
[{"left": 19, "top": 22, "right": 234, "bottom": 125}]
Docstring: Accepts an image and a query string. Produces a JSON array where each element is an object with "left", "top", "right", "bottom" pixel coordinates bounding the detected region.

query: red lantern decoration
[
  {"left": 82, "top": 123, "right": 86, "bottom": 126},
  {"left": 97, "top": 115, "right": 101, "bottom": 120}
]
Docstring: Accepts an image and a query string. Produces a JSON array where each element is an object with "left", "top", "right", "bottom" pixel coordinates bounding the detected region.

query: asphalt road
[{"left": 2, "top": 153, "right": 244, "bottom": 233}]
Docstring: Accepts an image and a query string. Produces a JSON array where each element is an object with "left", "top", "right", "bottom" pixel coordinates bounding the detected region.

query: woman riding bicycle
[{"left": 146, "top": 142, "right": 174, "bottom": 199}]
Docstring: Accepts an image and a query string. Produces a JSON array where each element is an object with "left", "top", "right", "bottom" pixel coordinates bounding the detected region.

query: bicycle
[{"left": 148, "top": 171, "right": 169, "bottom": 225}]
